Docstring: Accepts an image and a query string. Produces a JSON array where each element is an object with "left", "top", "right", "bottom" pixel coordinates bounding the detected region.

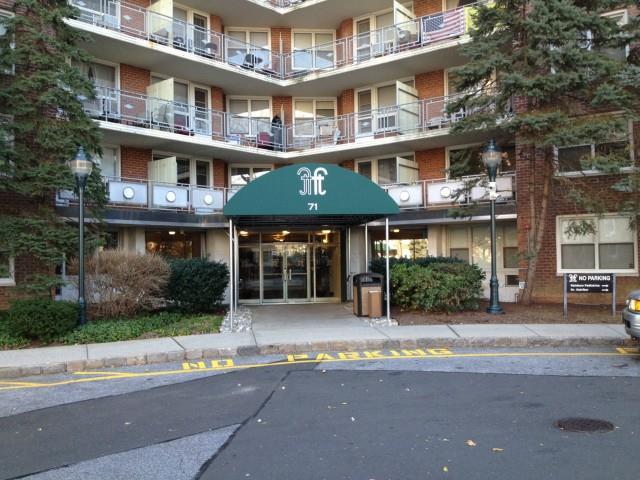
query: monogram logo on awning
[{"left": 298, "top": 167, "right": 327, "bottom": 196}]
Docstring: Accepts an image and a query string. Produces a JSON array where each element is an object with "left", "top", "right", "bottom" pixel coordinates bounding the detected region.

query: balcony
[
  {"left": 68, "top": 0, "right": 477, "bottom": 92},
  {"left": 84, "top": 86, "right": 484, "bottom": 161},
  {"left": 56, "top": 173, "right": 515, "bottom": 218},
  {"left": 57, "top": 176, "right": 227, "bottom": 214},
  {"left": 382, "top": 173, "right": 516, "bottom": 211}
]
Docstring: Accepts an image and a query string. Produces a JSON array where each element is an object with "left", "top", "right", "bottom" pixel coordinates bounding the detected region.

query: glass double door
[{"left": 262, "top": 244, "right": 310, "bottom": 303}]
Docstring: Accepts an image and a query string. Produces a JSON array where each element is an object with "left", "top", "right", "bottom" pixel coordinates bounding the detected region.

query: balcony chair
[{"left": 242, "top": 53, "right": 264, "bottom": 70}]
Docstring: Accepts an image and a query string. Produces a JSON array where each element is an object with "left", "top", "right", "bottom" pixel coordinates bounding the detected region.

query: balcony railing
[
  {"left": 381, "top": 173, "right": 516, "bottom": 211},
  {"left": 69, "top": 0, "right": 477, "bottom": 81},
  {"left": 83, "top": 86, "right": 469, "bottom": 152},
  {"left": 57, "top": 176, "right": 228, "bottom": 214},
  {"left": 264, "top": 0, "right": 308, "bottom": 7},
  {"left": 56, "top": 173, "right": 515, "bottom": 215}
]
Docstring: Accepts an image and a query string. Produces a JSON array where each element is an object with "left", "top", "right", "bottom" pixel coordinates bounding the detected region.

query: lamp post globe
[
  {"left": 70, "top": 147, "right": 93, "bottom": 326},
  {"left": 483, "top": 139, "right": 504, "bottom": 314}
]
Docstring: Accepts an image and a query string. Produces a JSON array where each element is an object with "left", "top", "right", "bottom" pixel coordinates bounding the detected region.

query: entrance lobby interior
[{"left": 238, "top": 229, "right": 342, "bottom": 304}]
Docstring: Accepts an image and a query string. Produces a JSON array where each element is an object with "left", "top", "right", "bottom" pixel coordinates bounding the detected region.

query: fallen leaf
[
  {"left": 465, "top": 440, "right": 477, "bottom": 447},
  {"left": 351, "top": 417, "right": 356, "bottom": 422},
  {"left": 492, "top": 448, "right": 504, "bottom": 453},
  {"left": 443, "top": 466, "right": 449, "bottom": 473}
]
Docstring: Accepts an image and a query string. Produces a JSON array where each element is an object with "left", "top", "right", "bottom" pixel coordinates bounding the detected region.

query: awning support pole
[
  {"left": 385, "top": 217, "right": 391, "bottom": 322},
  {"left": 229, "top": 219, "right": 234, "bottom": 330},
  {"left": 234, "top": 225, "right": 239, "bottom": 311},
  {"left": 347, "top": 227, "right": 352, "bottom": 301},
  {"left": 364, "top": 223, "right": 369, "bottom": 272}
]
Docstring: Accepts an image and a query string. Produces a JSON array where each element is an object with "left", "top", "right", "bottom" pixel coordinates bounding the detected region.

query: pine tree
[
  {"left": 448, "top": 0, "right": 640, "bottom": 304},
  {"left": 0, "top": 0, "right": 105, "bottom": 291}
]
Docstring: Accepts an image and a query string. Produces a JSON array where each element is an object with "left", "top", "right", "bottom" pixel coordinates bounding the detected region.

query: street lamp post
[
  {"left": 482, "top": 139, "right": 504, "bottom": 315},
  {"left": 69, "top": 147, "right": 93, "bottom": 326}
]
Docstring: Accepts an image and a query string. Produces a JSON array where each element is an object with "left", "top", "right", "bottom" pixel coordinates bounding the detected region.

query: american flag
[{"left": 421, "top": 9, "right": 466, "bottom": 44}]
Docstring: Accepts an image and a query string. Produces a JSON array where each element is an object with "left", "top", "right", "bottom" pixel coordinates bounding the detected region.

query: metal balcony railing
[
  {"left": 56, "top": 172, "right": 515, "bottom": 215},
  {"left": 264, "top": 0, "right": 308, "bottom": 7},
  {"left": 69, "top": 0, "right": 282, "bottom": 80},
  {"left": 83, "top": 86, "right": 471, "bottom": 153},
  {"left": 381, "top": 173, "right": 517, "bottom": 211},
  {"left": 280, "top": 6, "right": 467, "bottom": 78},
  {"left": 69, "top": 0, "right": 478, "bottom": 81},
  {"left": 57, "top": 175, "right": 229, "bottom": 213}
]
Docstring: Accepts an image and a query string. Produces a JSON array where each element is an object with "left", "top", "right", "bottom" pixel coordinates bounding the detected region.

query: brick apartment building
[{"left": 0, "top": 0, "right": 637, "bottom": 308}]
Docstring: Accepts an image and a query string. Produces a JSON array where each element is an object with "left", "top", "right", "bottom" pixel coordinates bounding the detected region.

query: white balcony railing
[
  {"left": 57, "top": 173, "right": 515, "bottom": 215},
  {"left": 83, "top": 86, "right": 472, "bottom": 153},
  {"left": 69, "top": 0, "right": 477, "bottom": 81},
  {"left": 57, "top": 176, "right": 228, "bottom": 214}
]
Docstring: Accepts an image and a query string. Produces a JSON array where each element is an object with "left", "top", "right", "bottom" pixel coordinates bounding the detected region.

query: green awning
[{"left": 224, "top": 163, "right": 399, "bottom": 225}]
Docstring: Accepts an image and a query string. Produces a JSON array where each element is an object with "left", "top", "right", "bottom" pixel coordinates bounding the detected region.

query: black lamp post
[
  {"left": 482, "top": 139, "right": 504, "bottom": 314},
  {"left": 69, "top": 147, "right": 93, "bottom": 326}
]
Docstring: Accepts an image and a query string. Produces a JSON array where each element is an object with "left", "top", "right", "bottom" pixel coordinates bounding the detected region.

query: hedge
[
  {"left": 4, "top": 299, "right": 78, "bottom": 342},
  {"left": 390, "top": 262, "right": 484, "bottom": 313},
  {"left": 167, "top": 258, "right": 229, "bottom": 313}
]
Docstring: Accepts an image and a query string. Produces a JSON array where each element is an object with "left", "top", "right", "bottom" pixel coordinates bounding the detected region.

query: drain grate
[{"left": 555, "top": 418, "right": 615, "bottom": 433}]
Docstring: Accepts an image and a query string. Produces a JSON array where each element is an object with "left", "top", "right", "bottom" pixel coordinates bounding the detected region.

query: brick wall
[
  {"left": 120, "top": 147, "right": 151, "bottom": 180},
  {"left": 516, "top": 141, "right": 640, "bottom": 304},
  {"left": 271, "top": 27, "right": 292, "bottom": 54},
  {"left": 413, "top": 0, "right": 443, "bottom": 16},
  {"left": 340, "top": 160, "right": 354, "bottom": 171},
  {"left": 0, "top": 255, "right": 52, "bottom": 310},
  {"left": 337, "top": 89, "right": 354, "bottom": 116},
  {"left": 120, "top": 64, "right": 150, "bottom": 94},
  {"left": 213, "top": 159, "right": 227, "bottom": 188},
  {"left": 337, "top": 18, "right": 353, "bottom": 38},
  {"left": 416, "top": 148, "right": 446, "bottom": 180},
  {"left": 272, "top": 96, "right": 292, "bottom": 125},
  {"left": 415, "top": 70, "right": 445, "bottom": 100},
  {"left": 210, "top": 14, "right": 223, "bottom": 33}
]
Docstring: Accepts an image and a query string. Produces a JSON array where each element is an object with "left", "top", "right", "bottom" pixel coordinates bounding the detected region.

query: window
[
  {"left": 449, "top": 226, "right": 470, "bottom": 262},
  {"left": 356, "top": 79, "right": 417, "bottom": 135},
  {"left": 502, "top": 224, "right": 519, "bottom": 269},
  {"left": 75, "top": 60, "right": 118, "bottom": 116},
  {"left": 226, "top": 29, "right": 270, "bottom": 67},
  {"left": 356, "top": 154, "right": 418, "bottom": 185},
  {"left": 448, "top": 223, "right": 518, "bottom": 272},
  {"left": 152, "top": 153, "right": 212, "bottom": 187},
  {"left": 97, "top": 145, "right": 119, "bottom": 178},
  {"left": 229, "top": 165, "right": 272, "bottom": 189},
  {"left": 373, "top": 228, "right": 428, "bottom": 260},
  {"left": 447, "top": 143, "right": 516, "bottom": 178},
  {"left": 556, "top": 124, "right": 633, "bottom": 174},
  {"left": 293, "top": 99, "right": 336, "bottom": 136},
  {"left": 146, "top": 231, "right": 203, "bottom": 259},
  {"left": 558, "top": 215, "right": 637, "bottom": 273},
  {"left": 150, "top": 76, "right": 212, "bottom": 135},
  {"left": 227, "top": 98, "right": 271, "bottom": 136},
  {"left": 292, "top": 31, "right": 334, "bottom": 70},
  {"left": 0, "top": 254, "right": 15, "bottom": 286},
  {"left": 0, "top": 10, "right": 14, "bottom": 74},
  {"left": 584, "top": 10, "right": 629, "bottom": 61}
]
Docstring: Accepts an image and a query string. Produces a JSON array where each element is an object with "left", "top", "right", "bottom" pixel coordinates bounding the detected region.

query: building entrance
[{"left": 238, "top": 231, "right": 341, "bottom": 304}]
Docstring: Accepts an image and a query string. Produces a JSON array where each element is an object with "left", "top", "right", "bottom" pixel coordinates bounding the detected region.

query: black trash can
[{"left": 353, "top": 272, "right": 383, "bottom": 317}]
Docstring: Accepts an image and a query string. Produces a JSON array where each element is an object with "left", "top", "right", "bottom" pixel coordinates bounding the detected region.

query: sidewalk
[{"left": 0, "top": 322, "right": 631, "bottom": 379}]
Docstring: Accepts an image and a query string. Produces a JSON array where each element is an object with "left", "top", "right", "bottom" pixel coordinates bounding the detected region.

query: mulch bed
[{"left": 394, "top": 301, "right": 624, "bottom": 325}]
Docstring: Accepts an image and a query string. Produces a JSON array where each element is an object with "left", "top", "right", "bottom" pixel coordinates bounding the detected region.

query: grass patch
[{"left": 0, "top": 312, "right": 223, "bottom": 349}]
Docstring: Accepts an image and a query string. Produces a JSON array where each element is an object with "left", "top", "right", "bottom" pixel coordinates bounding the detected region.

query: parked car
[{"left": 623, "top": 290, "right": 640, "bottom": 339}]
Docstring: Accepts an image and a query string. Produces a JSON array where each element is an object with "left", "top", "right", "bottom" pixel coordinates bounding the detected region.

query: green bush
[
  {"left": 167, "top": 259, "right": 229, "bottom": 313},
  {"left": 369, "top": 256, "right": 464, "bottom": 276},
  {"left": 5, "top": 299, "right": 78, "bottom": 342},
  {"left": 59, "top": 312, "right": 223, "bottom": 344},
  {"left": 391, "top": 262, "right": 484, "bottom": 313}
]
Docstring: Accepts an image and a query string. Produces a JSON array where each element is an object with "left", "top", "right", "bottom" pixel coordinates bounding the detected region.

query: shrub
[
  {"left": 5, "top": 299, "right": 77, "bottom": 342},
  {"left": 167, "top": 258, "right": 229, "bottom": 313},
  {"left": 369, "top": 256, "right": 464, "bottom": 276},
  {"left": 70, "top": 251, "right": 171, "bottom": 319},
  {"left": 391, "top": 262, "right": 484, "bottom": 313}
]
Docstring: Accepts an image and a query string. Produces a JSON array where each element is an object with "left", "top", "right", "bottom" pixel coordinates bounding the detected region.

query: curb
[{"left": 0, "top": 336, "right": 634, "bottom": 379}]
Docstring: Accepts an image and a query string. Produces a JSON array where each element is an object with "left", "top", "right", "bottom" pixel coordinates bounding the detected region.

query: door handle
[{"left": 288, "top": 269, "right": 292, "bottom": 281}]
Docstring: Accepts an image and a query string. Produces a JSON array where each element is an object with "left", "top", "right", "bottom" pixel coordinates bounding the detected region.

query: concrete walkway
[{"left": 0, "top": 304, "right": 632, "bottom": 378}]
